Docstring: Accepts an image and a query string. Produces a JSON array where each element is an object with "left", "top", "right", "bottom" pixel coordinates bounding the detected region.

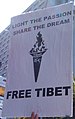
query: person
[{"left": 31, "top": 112, "right": 38, "bottom": 119}]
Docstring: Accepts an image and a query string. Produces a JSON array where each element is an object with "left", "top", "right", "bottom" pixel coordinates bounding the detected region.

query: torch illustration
[{"left": 29, "top": 32, "right": 47, "bottom": 82}]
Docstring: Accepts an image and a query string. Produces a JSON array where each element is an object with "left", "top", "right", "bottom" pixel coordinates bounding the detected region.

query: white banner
[{"left": 2, "top": 3, "right": 73, "bottom": 117}]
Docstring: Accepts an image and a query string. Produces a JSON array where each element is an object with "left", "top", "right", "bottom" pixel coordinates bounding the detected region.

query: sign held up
[{"left": 2, "top": 3, "right": 73, "bottom": 117}]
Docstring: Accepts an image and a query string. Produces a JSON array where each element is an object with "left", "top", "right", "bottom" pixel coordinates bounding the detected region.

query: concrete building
[{"left": 0, "top": 26, "right": 10, "bottom": 77}]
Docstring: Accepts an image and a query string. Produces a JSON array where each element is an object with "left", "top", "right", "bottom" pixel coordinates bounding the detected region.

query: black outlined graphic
[{"left": 29, "top": 32, "right": 47, "bottom": 82}]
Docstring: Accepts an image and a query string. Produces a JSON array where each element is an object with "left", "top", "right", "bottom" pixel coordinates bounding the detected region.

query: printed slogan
[
  {"left": 6, "top": 86, "right": 71, "bottom": 99},
  {"left": 12, "top": 10, "right": 71, "bottom": 35}
]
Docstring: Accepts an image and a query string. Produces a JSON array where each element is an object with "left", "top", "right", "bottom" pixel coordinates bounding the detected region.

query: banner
[{"left": 2, "top": 3, "right": 73, "bottom": 117}]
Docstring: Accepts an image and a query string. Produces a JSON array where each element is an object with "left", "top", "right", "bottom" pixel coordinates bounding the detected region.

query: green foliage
[
  {"left": 73, "top": 77, "right": 75, "bottom": 95},
  {"left": 74, "top": 77, "right": 75, "bottom": 81},
  {"left": 73, "top": 82, "right": 75, "bottom": 96}
]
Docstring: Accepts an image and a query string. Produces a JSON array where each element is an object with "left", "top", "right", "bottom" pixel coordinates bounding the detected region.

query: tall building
[{"left": 0, "top": 26, "right": 10, "bottom": 77}]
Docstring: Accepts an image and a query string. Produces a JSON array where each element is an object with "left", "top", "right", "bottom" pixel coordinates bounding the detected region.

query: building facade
[{"left": 0, "top": 26, "right": 10, "bottom": 77}]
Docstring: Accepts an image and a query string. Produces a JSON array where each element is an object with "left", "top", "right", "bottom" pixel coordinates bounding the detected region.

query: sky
[
  {"left": 0, "top": 0, "right": 35, "bottom": 33},
  {"left": 0, "top": 0, "right": 75, "bottom": 33}
]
